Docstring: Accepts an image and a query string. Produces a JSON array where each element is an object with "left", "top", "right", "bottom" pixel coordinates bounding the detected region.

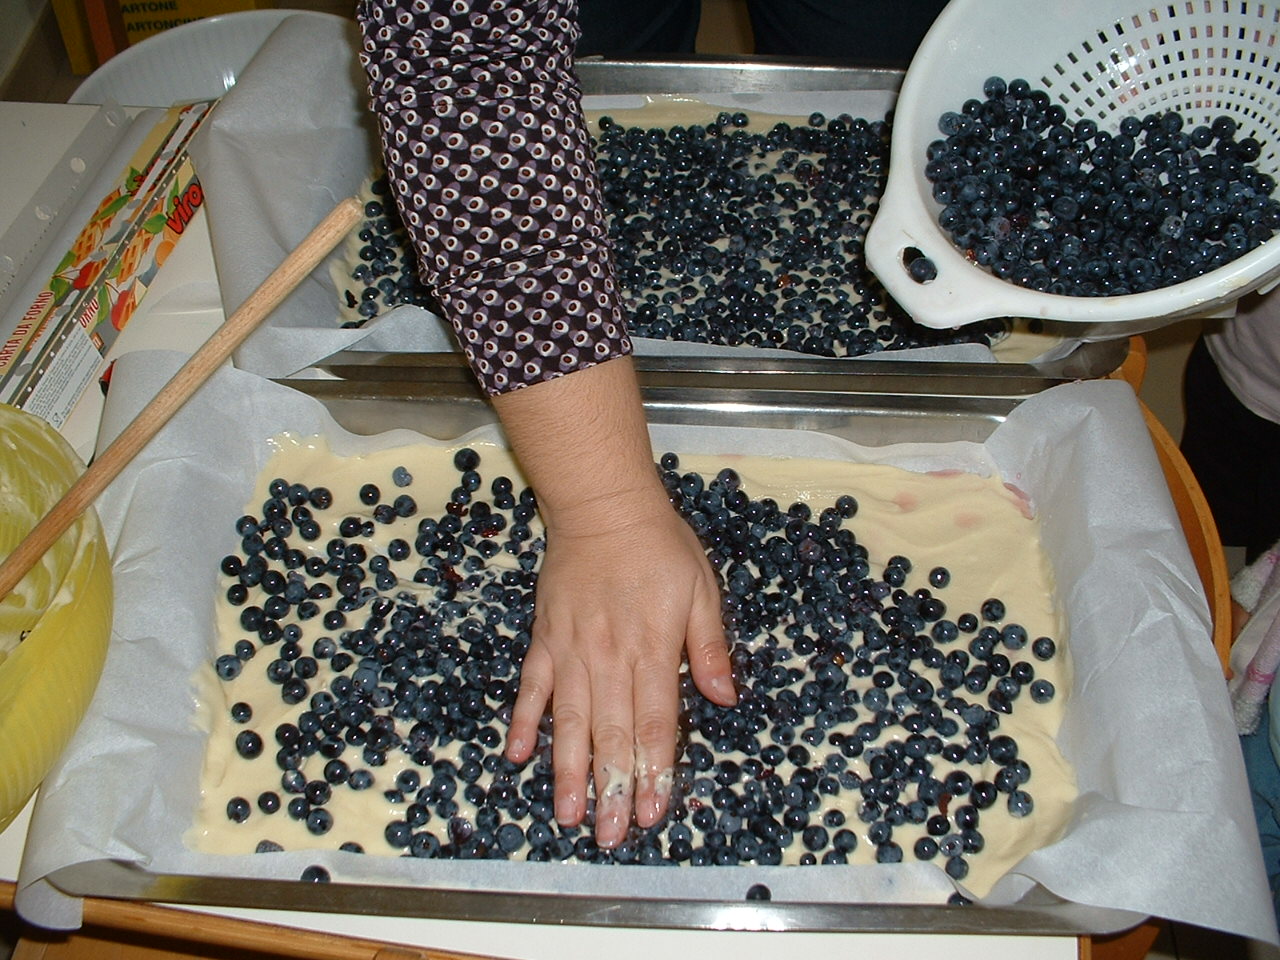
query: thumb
[{"left": 685, "top": 572, "right": 736, "bottom": 706}]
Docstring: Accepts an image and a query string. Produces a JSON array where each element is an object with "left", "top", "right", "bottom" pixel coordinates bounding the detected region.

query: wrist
[
  {"left": 537, "top": 472, "right": 675, "bottom": 540},
  {"left": 492, "top": 355, "right": 672, "bottom": 534}
]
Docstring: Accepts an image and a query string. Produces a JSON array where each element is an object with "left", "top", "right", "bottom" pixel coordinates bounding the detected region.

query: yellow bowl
[{"left": 0, "top": 404, "right": 113, "bottom": 831}]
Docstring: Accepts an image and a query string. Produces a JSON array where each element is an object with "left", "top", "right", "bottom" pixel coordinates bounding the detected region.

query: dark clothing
[
  {"left": 355, "top": 0, "right": 948, "bottom": 397},
  {"left": 357, "top": 0, "right": 632, "bottom": 397},
  {"left": 578, "top": 0, "right": 947, "bottom": 67},
  {"left": 1181, "top": 336, "right": 1280, "bottom": 563}
]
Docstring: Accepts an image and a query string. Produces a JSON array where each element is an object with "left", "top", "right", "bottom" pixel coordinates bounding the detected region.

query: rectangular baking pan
[
  {"left": 276, "top": 346, "right": 1126, "bottom": 442},
  {"left": 40, "top": 374, "right": 1125, "bottom": 936},
  {"left": 46, "top": 857, "right": 1106, "bottom": 935},
  {"left": 342, "top": 57, "right": 1129, "bottom": 380}
]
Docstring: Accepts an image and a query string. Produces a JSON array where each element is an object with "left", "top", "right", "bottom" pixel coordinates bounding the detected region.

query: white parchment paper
[
  {"left": 13, "top": 352, "right": 1275, "bottom": 945},
  {"left": 187, "top": 17, "right": 1065, "bottom": 379}
]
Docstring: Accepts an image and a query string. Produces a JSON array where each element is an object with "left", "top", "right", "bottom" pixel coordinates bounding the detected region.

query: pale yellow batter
[{"left": 191, "top": 437, "right": 1073, "bottom": 897}]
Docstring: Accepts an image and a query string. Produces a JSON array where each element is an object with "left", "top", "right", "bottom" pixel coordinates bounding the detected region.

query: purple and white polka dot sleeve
[{"left": 356, "top": 0, "right": 632, "bottom": 396}]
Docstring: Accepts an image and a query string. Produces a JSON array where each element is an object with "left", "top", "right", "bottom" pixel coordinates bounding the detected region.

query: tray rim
[{"left": 45, "top": 859, "right": 1145, "bottom": 936}]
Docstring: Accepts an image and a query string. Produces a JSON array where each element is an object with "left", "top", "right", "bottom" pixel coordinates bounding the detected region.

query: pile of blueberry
[
  {"left": 925, "top": 76, "right": 1280, "bottom": 295},
  {"left": 213, "top": 448, "right": 1059, "bottom": 884},
  {"left": 338, "top": 111, "right": 1006, "bottom": 355},
  {"left": 594, "top": 112, "right": 1002, "bottom": 354},
  {"left": 339, "top": 178, "right": 438, "bottom": 325}
]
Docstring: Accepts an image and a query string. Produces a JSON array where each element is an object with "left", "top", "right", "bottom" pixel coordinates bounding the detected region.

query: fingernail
[
  {"left": 637, "top": 793, "right": 662, "bottom": 826},
  {"left": 507, "top": 736, "right": 525, "bottom": 759},
  {"left": 710, "top": 674, "right": 737, "bottom": 704},
  {"left": 556, "top": 792, "right": 577, "bottom": 825},
  {"left": 596, "top": 797, "right": 627, "bottom": 848},
  {"left": 635, "top": 767, "right": 672, "bottom": 827}
]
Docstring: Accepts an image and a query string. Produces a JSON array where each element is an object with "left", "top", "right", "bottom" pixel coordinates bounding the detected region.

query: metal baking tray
[
  {"left": 278, "top": 346, "right": 1126, "bottom": 442},
  {"left": 575, "top": 55, "right": 905, "bottom": 95},
  {"left": 42, "top": 376, "right": 1123, "bottom": 937},
  {"left": 569, "top": 57, "right": 1131, "bottom": 378},
  {"left": 46, "top": 858, "right": 1105, "bottom": 935}
]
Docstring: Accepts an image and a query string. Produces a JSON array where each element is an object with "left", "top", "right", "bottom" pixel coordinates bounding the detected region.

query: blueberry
[
  {"left": 745, "top": 882, "right": 772, "bottom": 901},
  {"left": 300, "top": 865, "right": 331, "bottom": 883},
  {"left": 409, "top": 832, "right": 441, "bottom": 858},
  {"left": 908, "top": 256, "right": 938, "bottom": 283},
  {"left": 496, "top": 823, "right": 525, "bottom": 853},
  {"left": 1031, "top": 636, "right": 1056, "bottom": 660},
  {"left": 970, "top": 781, "right": 997, "bottom": 810},
  {"left": 1007, "top": 790, "right": 1034, "bottom": 817},
  {"left": 392, "top": 466, "right": 413, "bottom": 487},
  {"left": 953, "top": 805, "right": 980, "bottom": 830},
  {"left": 905, "top": 836, "right": 937, "bottom": 867},
  {"left": 980, "top": 598, "right": 1005, "bottom": 622},
  {"left": 945, "top": 855, "right": 969, "bottom": 880},
  {"left": 215, "top": 654, "right": 242, "bottom": 681},
  {"left": 802, "top": 825, "right": 830, "bottom": 851},
  {"left": 1029, "top": 679, "right": 1056, "bottom": 702},
  {"left": 235, "top": 730, "right": 264, "bottom": 760},
  {"left": 230, "top": 701, "right": 252, "bottom": 723},
  {"left": 988, "top": 735, "right": 1018, "bottom": 765},
  {"left": 1000, "top": 624, "right": 1027, "bottom": 649},
  {"left": 359, "top": 483, "right": 380, "bottom": 505},
  {"left": 226, "top": 797, "right": 250, "bottom": 823},
  {"left": 876, "top": 842, "right": 904, "bottom": 863},
  {"left": 305, "top": 780, "right": 332, "bottom": 805},
  {"left": 943, "top": 770, "right": 972, "bottom": 796},
  {"left": 258, "top": 791, "right": 280, "bottom": 814}
]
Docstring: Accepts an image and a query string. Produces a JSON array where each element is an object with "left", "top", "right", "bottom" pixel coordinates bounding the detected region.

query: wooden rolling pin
[{"left": 0, "top": 196, "right": 363, "bottom": 601}]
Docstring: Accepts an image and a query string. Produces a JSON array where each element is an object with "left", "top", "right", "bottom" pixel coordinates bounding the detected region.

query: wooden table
[{"left": 0, "top": 100, "right": 1227, "bottom": 960}]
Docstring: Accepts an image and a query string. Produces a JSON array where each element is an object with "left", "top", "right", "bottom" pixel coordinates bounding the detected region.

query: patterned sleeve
[{"left": 355, "top": 0, "right": 632, "bottom": 396}]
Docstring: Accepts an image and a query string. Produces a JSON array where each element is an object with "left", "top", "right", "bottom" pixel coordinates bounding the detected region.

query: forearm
[
  {"left": 492, "top": 355, "right": 670, "bottom": 532},
  {"left": 356, "top": 0, "right": 631, "bottom": 395}
]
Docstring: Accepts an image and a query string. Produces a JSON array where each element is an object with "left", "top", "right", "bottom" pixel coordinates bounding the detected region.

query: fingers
[
  {"left": 584, "top": 623, "right": 645, "bottom": 847},
  {"left": 590, "top": 696, "right": 635, "bottom": 848},
  {"left": 632, "top": 650, "right": 679, "bottom": 830},
  {"left": 506, "top": 643, "right": 552, "bottom": 765},
  {"left": 510, "top": 627, "right": 599, "bottom": 835},
  {"left": 549, "top": 656, "right": 592, "bottom": 830},
  {"left": 506, "top": 519, "right": 730, "bottom": 847},
  {"left": 686, "top": 567, "right": 737, "bottom": 707}
]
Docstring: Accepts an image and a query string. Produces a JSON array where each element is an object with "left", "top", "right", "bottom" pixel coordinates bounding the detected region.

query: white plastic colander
[{"left": 866, "top": 0, "right": 1280, "bottom": 332}]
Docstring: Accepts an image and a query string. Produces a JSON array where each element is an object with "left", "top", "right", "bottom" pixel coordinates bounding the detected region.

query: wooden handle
[{"left": 0, "top": 196, "right": 363, "bottom": 600}]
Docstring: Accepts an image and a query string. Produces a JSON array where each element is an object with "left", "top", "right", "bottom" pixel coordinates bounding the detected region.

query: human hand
[{"left": 505, "top": 488, "right": 736, "bottom": 849}]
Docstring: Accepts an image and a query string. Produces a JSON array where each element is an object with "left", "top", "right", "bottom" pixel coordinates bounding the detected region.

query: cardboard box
[
  {"left": 53, "top": 0, "right": 266, "bottom": 74},
  {"left": 0, "top": 101, "right": 214, "bottom": 427}
]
